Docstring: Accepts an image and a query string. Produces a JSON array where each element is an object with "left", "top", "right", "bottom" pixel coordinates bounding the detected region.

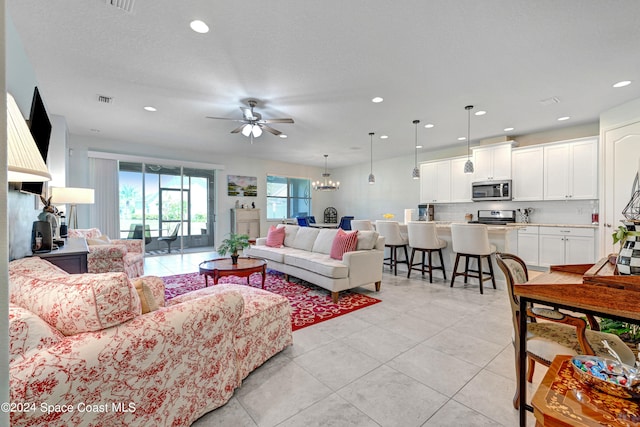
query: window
[{"left": 266, "top": 175, "right": 311, "bottom": 220}]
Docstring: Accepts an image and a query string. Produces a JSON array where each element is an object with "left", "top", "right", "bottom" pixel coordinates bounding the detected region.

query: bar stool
[
  {"left": 450, "top": 223, "right": 496, "bottom": 294},
  {"left": 375, "top": 220, "right": 409, "bottom": 276},
  {"left": 406, "top": 221, "right": 447, "bottom": 282},
  {"left": 351, "top": 220, "right": 375, "bottom": 231}
]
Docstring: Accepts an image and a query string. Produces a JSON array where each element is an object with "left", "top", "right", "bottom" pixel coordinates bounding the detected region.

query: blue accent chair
[{"left": 338, "top": 216, "right": 354, "bottom": 230}]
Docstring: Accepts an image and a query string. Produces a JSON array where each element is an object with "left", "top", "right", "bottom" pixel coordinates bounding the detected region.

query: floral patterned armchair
[
  {"left": 68, "top": 228, "right": 144, "bottom": 278},
  {"left": 8, "top": 257, "right": 293, "bottom": 427}
]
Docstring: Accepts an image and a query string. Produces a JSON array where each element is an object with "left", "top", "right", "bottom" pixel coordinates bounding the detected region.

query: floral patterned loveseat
[
  {"left": 68, "top": 228, "right": 144, "bottom": 278},
  {"left": 8, "top": 257, "right": 293, "bottom": 427}
]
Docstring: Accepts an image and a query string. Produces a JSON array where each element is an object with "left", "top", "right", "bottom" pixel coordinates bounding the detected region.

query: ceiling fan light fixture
[
  {"left": 241, "top": 124, "right": 252, "bottom": 136},
  {"left": 252, "top": 124, "right": 263, "bottom": 137}
]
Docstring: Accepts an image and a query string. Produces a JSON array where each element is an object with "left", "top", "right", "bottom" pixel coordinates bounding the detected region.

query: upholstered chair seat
[
  {"left": 375, "top": 220, "right": 409, "bottom": 276},
  {"left": 450, "top": 223, "right": 496, "bottom": 293},
  {"left": 406, "top": 221, "right": 447, "bottom": 282}
]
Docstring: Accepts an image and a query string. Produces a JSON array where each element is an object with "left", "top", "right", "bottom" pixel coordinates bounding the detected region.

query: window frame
[{"left": 266, "top": 175, "right": 312, "bottom": 220}]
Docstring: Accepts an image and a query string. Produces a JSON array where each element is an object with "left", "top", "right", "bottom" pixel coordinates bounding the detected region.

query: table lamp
[{"left": 50, "top": 187, "right": 95, "bottom": 229}]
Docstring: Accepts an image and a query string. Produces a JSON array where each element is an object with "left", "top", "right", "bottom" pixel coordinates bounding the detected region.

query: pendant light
[
  {"left": 463, "top": 105, "right": 474, "bottom": 174},
  {"left": 412, "top": 120, "right": 420, "bottom": 179},
  {"left": 368, "top": 132, "right": 375, "bottom": 184}
]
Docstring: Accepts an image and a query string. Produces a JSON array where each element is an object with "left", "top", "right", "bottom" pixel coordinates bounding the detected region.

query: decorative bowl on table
[{"left": 571, "top": 355, "right": 640, "bottom": 399}]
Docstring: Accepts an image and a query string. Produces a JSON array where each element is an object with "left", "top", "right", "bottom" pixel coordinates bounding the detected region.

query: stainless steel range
[{"left": 468, "top": 210, "right": 516, "bottom": 225}]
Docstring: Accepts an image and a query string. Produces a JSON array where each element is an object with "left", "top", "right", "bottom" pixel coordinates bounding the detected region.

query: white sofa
[{"left": 247, "top": 225, "right": 384, "bottom": 303}]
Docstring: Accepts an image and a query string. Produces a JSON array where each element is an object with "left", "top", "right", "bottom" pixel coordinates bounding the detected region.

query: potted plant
[
  {"left": 217, "top": 233, "right": 250, "bottom": 264},
  {"left": 612, "top": 221, "right": 640, "bottom": 273}
]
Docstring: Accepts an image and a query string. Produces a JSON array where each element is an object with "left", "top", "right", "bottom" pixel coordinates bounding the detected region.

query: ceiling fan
[{"left": 206, "top": 99, "right": 294, "bottom": 141}]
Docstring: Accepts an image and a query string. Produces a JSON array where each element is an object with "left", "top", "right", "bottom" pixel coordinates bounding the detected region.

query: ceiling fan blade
[
  {"left": 206, "top": 116, "right": 246, "bottom": 122},
  {"left": 261, "top": 125, "right": 282, "bottom": 136},
  {"left": 261, "top": 118, "right": 294, "bottom": 124},
  {"left": 230, "top": 125, "right": 245, "bottom": 134}
]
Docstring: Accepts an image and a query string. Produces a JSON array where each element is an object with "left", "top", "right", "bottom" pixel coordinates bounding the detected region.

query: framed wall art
[{"left": 227, "top": 175, "right": 257, "bottom": 197}]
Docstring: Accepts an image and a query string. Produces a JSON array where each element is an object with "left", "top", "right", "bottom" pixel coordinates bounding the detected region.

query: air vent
[
  {"left": 97, "top": 95, "right": 113, "bottom": 104},
  {"left": 104, "top": 0, "right": 135, "bottom": 13}
]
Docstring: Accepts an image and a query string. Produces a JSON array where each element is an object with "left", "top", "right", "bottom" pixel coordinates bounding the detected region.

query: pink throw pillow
[
  {"left": 266, "top": 225, "right": 286, "bottom": 247},
  {"left": 330, "top": 229, "right": 359, "bottom": 260}
]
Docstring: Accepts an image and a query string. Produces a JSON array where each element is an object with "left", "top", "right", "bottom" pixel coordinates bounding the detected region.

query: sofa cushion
[
  {"left": 266, "top": 225, "right": 286, "bottom": 247},
  {"left": 87, "top": 235, "right": 112, "bottom": 245},
  {"left": 356, "top": 230, "right": 379, "bottom": 250},
  {"left": 311, "top": 229, "right": 339, "bottom": 254},
  {"left": 68, "top": 227, "right": 102, "bottom": 239},
  {"left": 284, "top": 252, "right": 349, "bottom": 279},
  {"left": 278, "top": 224, "right": 299, "bottom": 247},
  {"left": 10, "top": 268, "right": 141, "bottom": 335},
  {"left": 134, "top": 278, "right": 159, "bottom": 313},
  {"left": 8, "top": 257, "right": 68, "bottom": 277},
  {"left": 291, "top": 227, "right": 320, "bottom": 251},
  {"left": 330, "top": 229, "right": 359, "bottom": 260},
  {"left": 8, "top": 304, "right": 63, "bottom": 365}
]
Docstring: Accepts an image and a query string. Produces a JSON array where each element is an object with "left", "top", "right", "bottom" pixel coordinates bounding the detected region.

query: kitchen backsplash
[{"left": 434, "top": 199, "right": 598, "bottom": 225}]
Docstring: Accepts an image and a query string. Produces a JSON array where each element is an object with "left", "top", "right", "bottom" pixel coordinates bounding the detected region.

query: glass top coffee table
[{"left": 199, "top": 257, "right": 267, "bottom": 288}]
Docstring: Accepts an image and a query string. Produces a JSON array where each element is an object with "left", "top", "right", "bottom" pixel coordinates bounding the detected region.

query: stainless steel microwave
[{"left": 472, "top": 180, "right": 512, "bottom": 201}]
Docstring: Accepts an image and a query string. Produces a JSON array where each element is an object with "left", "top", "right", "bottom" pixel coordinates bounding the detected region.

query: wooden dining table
[{"left": 514, "top": 258, "right": 640, "bottom": 426}]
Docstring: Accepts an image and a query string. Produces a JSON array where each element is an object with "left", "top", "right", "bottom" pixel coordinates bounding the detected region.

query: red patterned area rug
[{"left": 161, "top": 272, "right": 381, "bottom": 331}]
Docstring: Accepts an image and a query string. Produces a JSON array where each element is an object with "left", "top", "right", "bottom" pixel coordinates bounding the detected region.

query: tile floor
[{"left": 144, "top": 252, "right": 544, "bottom": 427}]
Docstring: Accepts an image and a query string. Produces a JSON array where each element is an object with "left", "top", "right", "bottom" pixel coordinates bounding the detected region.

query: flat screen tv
[{"left": 20, "top": 87, "right": 52, "bottom": 195}]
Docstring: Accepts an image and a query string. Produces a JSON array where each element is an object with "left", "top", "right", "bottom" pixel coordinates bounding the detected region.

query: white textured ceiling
[{"left": 7, "top": 0, "right": 640, "bottom": 168}]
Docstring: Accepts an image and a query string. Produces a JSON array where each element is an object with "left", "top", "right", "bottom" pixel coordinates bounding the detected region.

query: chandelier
[{"left": 313, "top": 154, "right": 340, "bottom": 191}]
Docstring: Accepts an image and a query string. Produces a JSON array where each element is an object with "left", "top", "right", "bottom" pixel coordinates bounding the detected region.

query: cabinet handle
[{"left": 605, "top": 223, "right": 612, "bottom": 228}]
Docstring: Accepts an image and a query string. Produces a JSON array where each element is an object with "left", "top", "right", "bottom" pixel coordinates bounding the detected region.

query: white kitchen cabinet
[
  {"left": 538, "top": 226, "right": 595, "bottom": 267},
  {"left": 512, "top": 146, "right": 543, "bottom": 201},
  {"left": 420, "top": 160, "right": 451, "bottom": 203},
  {"left": 543, "top": 138, "right": 598, "bottom": 200},
  {"left": 472, "top": 142, "right": 513, "bottom": 181},
  {"left": 517, "top": 226, "right": 539, "bottom": 266},
  {"left": 231, "top": 208, "right": 260, "bottom": 240},
  {"left": 450, "top": 157, "right": 472, "bottom": 202}
]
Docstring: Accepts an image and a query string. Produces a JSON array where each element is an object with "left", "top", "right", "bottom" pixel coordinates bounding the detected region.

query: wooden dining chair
[{"left": 495, "top": 252, "right": 636, "bottom": 409}]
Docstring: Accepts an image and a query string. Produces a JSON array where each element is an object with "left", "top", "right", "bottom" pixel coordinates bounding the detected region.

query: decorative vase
[
  {"left": 616, "top": 221, "right": 640, "bottom": 275},
  {"left": 231, "top": 253, "right": 239, "bottom": 265}
]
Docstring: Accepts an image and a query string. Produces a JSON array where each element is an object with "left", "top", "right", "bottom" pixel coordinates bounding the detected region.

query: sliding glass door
[{"left": 118, "top": 162, "right": 214, "bottom": 254}]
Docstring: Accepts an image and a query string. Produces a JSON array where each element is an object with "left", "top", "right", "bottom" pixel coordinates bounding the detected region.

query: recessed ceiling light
[
  {"left": 371, "top": 97, "right": 383, "bottom": 103},
  {"left": 415, "top": 145, "right": 423, "bottom": 149},
  {"left": 557, "top": 116, "right": 571, "bottom": 121},
  {"left": 143, "top": 106, "right": 157, "bottom": 112},
  {"left": 475, "top": 110, "right": 487, "bottom": 116},
  {"left": 379, "top": 135, "right": 388, "bottom": 139},
  {"left": 613, "top": 80, "right": 631, "bottom": 88},
  {"left": 458, "top": 137, "right": 466, "bottom": 141},
  {"left": 424, "top": 124, "right": 434, "bottom": 128},
  {"left": 90, "top": 128, "right": 100, "bottom": 133},
  {"left": 504, "top": 127, "right": 515, "bottom": 132},
  {"left": 190, "top": 20, "right": 209, "bottom": 34},
  {"left": 279, "top": 134, "right": 288, "bottom": 139}
]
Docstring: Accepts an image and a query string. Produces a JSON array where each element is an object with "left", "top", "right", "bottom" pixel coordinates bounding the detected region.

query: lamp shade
[
  {"left": 7, "top": 92, "right": 51, "bottom": 182},
  {"left": 51, "top": 187, "right": 95, "bottom": 204}
]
